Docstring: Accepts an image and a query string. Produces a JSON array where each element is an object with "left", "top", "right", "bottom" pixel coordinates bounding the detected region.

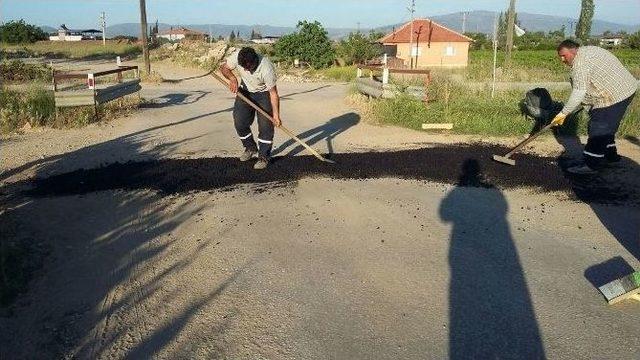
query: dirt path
[{"left": 1, "top": 65, "right": 639, "bottom": 359}]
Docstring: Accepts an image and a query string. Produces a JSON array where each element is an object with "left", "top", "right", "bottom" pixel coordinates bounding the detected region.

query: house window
[
  {"left": 445, "top": 44, "right": 456, "bottom": 56},
  {"left": 411, "top": 46, "right": 421, "bottom": 56}
]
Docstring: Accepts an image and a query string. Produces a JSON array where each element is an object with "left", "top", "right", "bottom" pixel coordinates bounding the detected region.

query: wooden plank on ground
[{"left": 422, "top": 123, "right": 454, "bottom": 130}]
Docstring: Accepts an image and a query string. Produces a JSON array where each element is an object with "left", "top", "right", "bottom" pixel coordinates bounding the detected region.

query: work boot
[
  {"left": 253, "top": 156, "right": 269, "bottom": 170},
  {"left": 239, "top": 149, "right": 256, "bottom": 162},
  {"left": 566, "top": 163, "right": 598, "bottom": 175}
]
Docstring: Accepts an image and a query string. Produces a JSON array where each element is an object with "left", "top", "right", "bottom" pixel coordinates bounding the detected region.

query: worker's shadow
[
  {"left": 439, "top": 159, "right": 546, "bottom": 359},
  {"left": 529, "top": 105, "right": 640, "bottom": 261},
  {"left": 272, "top": 112, "right": 360, "bottom": 157},
  {"left": 140, "top": 91, "right": 210, "bottom": 108}
]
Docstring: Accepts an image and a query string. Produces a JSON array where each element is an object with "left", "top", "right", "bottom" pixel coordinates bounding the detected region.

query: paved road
[{"left": 1, "top": 71, "right": 639, "bottom": 359}]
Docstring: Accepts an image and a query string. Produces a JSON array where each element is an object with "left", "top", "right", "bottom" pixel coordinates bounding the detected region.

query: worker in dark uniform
[{"left": 220, "top": 47, "right": 281, "bottom": 170}]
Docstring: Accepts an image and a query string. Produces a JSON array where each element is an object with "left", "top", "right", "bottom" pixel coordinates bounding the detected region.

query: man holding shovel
[
  {"left": 220, "top": 47, "right": 281, "bottom": 170},
  {"left": 550, "top": 39, "right": 638, "bottom": 174}
]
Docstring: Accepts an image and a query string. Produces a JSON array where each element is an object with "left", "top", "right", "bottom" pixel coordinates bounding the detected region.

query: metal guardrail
[
  {"left": 52, "top": 65, "right": 141, "bottom": 118},
  {"left": 355, "top": 65, "right": 431, "bottom": 102}
]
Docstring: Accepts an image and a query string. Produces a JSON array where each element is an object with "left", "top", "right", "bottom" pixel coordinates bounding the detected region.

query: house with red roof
[{"left": 379, "top": 19, "right": 473, "bottom": 68}]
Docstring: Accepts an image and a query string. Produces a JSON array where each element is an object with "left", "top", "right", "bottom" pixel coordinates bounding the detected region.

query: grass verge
[
  {"left": 1, "top": 86, "right": 142, "bottom": 133},
  {"left": 350, "top": 77, "right": 639, "bottom": 137}
]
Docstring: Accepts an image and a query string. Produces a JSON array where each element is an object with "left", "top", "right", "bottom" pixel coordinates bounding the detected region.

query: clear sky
[{"left": 2, "top": 0, "right": 639, "bottom": 29}]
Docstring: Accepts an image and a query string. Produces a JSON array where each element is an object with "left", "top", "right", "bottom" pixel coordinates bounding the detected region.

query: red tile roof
[{"left": 380, "top": 19, "right": 473, "bottom": 44}]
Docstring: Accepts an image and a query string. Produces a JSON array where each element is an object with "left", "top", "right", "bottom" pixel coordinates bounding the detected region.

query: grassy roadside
[
  {"left": 0, "top": 86, "right": 141, "bottom": 133},
  {"left": 349, "top": 77, "right": 639, "bottom": 137}
]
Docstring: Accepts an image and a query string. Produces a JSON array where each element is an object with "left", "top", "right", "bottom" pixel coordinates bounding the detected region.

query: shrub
[
  {"left": 0, "top": 87, "right": 141, "bottom": 133},
  {"left": 336, "top": 32, "right": 383, "bottom": 65},
  {"left": 0, "top": 60, "right": 52, "bottom": 82},
  {"left": 274, "top": 21, "right": 335, "bottom": 69},
  {"left": 0, "top": 20, "right": 47, "bottom": 44}
]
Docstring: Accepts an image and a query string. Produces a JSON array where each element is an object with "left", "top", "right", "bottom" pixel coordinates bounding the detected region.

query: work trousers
[
  {"left": 233, "top": 87, "right": 274, "bottom": 159},
  {"left": 584, "top": 94, "right": 635, "bottom": 168}
]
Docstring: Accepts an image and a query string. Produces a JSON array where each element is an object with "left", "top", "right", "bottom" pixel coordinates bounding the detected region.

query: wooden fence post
[{"left": 382, "top": 67, "right": 389, "bottom": 85}]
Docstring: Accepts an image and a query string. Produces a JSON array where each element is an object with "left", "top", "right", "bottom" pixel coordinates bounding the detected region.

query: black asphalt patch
[{"left": 23, "top": 144, "right": 638, "bottom": 204}]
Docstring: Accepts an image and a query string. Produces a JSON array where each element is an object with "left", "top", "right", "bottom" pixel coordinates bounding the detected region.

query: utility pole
[
  {"left": 408, "top": 0, "right": 415, "bottom": 69},
  {"left": 491, "top": 13, "right": 499, "bottom": 98},
  {"left": 139, "top": 0, "right": 150, "bottom": 75},
  {"left": 100, "top": 12, "right": 106, "bottom": 46},
  {"left": 462, "top": 11, "right": 467, "bottom": 34},
  {"left": 505, "top": 0, "right": 516, "bottom": 66}
]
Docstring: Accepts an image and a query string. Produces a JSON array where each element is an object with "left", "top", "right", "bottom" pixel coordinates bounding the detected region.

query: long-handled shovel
[
  {"left": 492, "top": 123, "right": 555, "bottom": 166},
  {"left": 211, "top": 71, "right": 335, "bottom": 164}
]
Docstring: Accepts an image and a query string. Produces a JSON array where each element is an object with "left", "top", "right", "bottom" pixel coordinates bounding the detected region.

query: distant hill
[
  {"left": 39, "top": 11, "right": 638, "bottom": 40},
  {"left": 39, "top": 25, "right": 57, "bottom": 34},
  {"left": 104, "top": 22, "right": 358, "bottom": 40},
  {"left": 377, "top": 10, "right": 640, "bottom": 35}
]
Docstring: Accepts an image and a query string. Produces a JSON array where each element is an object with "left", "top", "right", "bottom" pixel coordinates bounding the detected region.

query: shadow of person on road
[
  {"left": 439, "top": 159, "right": 546, "bottom": 359},
  {"left": 279, "top": 84, "right": 333, "bottom": 100},
  {"left": 524, "top": 95, "right": 640, "bottom": 260},
  {"left": 271, "top": 112, "right": 359, "bottom": 157},
  {"left": 140, "top": 91, "right": 210, "bottom": 108},
  {"left": 548, "top": 111, "right": 640, "bottom": 261},
  {"left": 0, "top": 130, "right": 237, "bottom": 358}
]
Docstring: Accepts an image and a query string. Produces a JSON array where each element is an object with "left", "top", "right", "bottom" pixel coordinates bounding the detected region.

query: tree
[
  {"left": 626, "top": 30, "right": 640, "bottom": 49},
  {"left": 250, "top": 29, "right": 262, "bottom": 40},
  {"left": 336, "top": 32, "right": 382, "bottom": 65},
  {"left": 575, "top": 0, "right": 594, "bottom": 41},
  {"left": 229, "top": 30, "right": 236, "bottom": 42},
  {"left": 549, "top": 26, "right": 566, "bottom": 39},
  {"left": 274, "top": 20, "right": 335, "bottom": 69},
  {"left": 465, "top": 32, "right": 491, "bottom": 50},
  {"left": 0, "top": 20, "right": 47, "bottom": 44}
]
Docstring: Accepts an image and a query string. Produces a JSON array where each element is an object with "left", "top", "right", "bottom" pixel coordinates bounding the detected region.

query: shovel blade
[{"left": 493, "top": 155, "right": 516, "bottom": 166}]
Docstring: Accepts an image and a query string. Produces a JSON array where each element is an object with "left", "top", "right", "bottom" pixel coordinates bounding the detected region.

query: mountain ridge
[{"left": 37, "top": 10, "right": 639, "bottom": 39}]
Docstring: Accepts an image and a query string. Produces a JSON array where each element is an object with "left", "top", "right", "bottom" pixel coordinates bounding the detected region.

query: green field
[
  {"left": 466, "top": 49, "right": 640, "bottom": 81},
  {"left": 1, "top": 40, "right": 141, "bottom": 60}
]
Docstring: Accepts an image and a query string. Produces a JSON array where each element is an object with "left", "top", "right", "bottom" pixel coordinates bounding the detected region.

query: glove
[{"left": 550, "top": 113, "right": 567, "bottom": 127}]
